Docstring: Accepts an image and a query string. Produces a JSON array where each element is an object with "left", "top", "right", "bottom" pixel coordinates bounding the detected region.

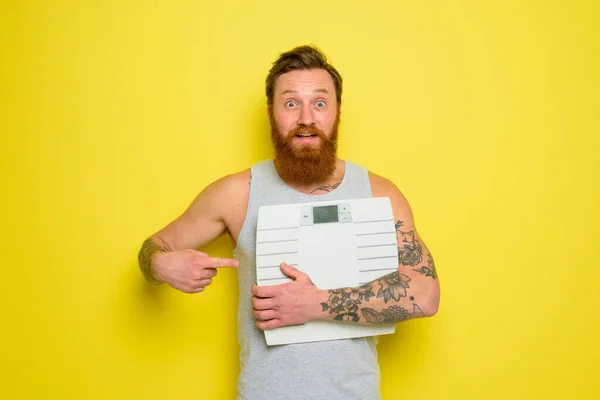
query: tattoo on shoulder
[
  {"left": 311, "top": 182, "right": 341, "bottom": 193},
  {"left": 395, "top": 220, "right": 423, "bottom": 266},
  {"left": 413, "top": 252, "right": 438, "bottom": 279}
]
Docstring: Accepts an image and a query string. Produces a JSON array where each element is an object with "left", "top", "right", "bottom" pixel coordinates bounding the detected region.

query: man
[{"left": 138, "top": 45, "right": 440, "bottom": 399}]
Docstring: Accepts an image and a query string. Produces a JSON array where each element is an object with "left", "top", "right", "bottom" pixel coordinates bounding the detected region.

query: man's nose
[{"left": 298, "top": 105, "right": 315, "bottom": 126}]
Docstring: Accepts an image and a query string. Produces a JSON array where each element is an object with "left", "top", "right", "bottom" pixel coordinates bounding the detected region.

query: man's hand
[
  {"left": 251, "top": 263, "right": 327, "bottom": 330},
  {"left": 153, "top": 249, "right": 239, "bottom": 294}
]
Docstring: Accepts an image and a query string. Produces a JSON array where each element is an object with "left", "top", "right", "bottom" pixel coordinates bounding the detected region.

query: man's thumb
[{"left": 280, "top": 263, "right": 305, "bottom": 280}]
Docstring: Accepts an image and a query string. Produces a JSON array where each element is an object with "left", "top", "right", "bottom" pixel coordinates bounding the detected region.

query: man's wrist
[
  {"left": 149, "top": 252, "right": 166, "bottom": 284},
  {"left": 138, "top": 238, "right": 167, "bottom": 285},
  {"left": 141, "top": 253, "right": 164, "bottom": 285},
  {"left": 311, "top": 288, "right": 330, "bottom": 321}
]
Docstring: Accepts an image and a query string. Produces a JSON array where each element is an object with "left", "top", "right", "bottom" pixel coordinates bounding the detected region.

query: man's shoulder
[
  {"left": 368, "top": 171, "right": 398, "bottom": 196},
  {"left": 204, "top": 158, "right": 275, "bottom": 199},
  {"left": 210, "top": 168, "right": 251, "bottom": 196},
  {"left": 193, "top": 169, "right": 251, "bottom": 221},
  {"left": 366, "top": 170, "right": 412, "bottom": 210},
  {"left": 221, "top": 168, "right": 251, "bottom": 185}
]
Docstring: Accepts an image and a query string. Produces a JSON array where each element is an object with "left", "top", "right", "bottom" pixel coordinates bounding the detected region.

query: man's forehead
[{"left": 275, "top": 69, "right": 335, "bottom": 95}]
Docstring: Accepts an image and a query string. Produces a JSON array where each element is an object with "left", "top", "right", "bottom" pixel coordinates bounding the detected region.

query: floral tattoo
[
  {"left": 321, "top": 272, "right": 413, "bottom": 323},
  {"left": 321, "top": 285, "right": 375, "bottom": 322},
  {"left": 395, "top": 220, "right": 423, "bottom": 266},
  {"left": 320, "top": 221, "right": 435, "bottom": 324},
  {"left": 375, "top": 272, "right": 411, "bottom": 303},
  {"left": 362, "top": 302, "right": 424, "bottom": 324},
  {"left": 413, "top": 252, "right": 438, "bottom": 279}
]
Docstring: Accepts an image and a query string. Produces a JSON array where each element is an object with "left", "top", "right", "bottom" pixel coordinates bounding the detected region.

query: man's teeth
[{"left": 297, "top": 134, "right": 315, "bottom": 137}]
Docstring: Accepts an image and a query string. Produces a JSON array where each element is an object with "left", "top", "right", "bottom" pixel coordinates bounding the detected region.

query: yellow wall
[{"left": 2, "top": 1, "right": 599, "bottom": 399}]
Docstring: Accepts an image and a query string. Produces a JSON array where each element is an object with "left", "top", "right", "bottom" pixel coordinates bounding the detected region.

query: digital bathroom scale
[{"left": 256, "top": 197, "right": 398, "bottom": 345}]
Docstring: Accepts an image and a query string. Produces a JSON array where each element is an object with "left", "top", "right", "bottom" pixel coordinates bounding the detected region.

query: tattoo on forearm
[
  {"left": 310, "top": 182, "right": 341, "bottom": 193},
  {"left": 138, "top": 237, "right": 171, "bottom": 284},
  {"left": 375, "top": 271, "right": 411, "bottom": 302},
  {"left": 413, "top": 252, "right": 438, "bottom": 279},
  {"left": 321, "top": 285, "right": 375, "bottom": 322},
  {"left": 321, "top": 271, "right": 416, "bottom": 323},
  {"left": 362, "top": 302, "right": 424, "bottom": 324},
  {"left": 362, "top": 289, "right": 424, "bottom": 324},
  {"left": 320, "top": 220, "right": 434, "bottom": 324},
  {"left": 395, "top": 220, "right": 423, "bottom": 266}
]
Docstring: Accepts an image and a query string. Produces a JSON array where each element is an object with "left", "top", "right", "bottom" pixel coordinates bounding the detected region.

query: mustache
[{"left": 286, "top": 125, "right": 327, "bottom": 142}]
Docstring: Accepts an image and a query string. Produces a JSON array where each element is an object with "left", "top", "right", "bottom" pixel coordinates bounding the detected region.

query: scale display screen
[{"left": 313, "top": 205, "right": 339, "bottom": 224}]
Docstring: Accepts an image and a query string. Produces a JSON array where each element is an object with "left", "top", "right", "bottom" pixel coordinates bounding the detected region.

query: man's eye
[
  {"left": 316, "top": 101, "right": 326, "bottom": 108},
  {"left": 286, "top": 101, "right": 296, "bottom": 108}
]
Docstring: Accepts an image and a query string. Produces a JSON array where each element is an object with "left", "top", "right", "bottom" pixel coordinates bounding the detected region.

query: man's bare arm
[
  {"left": 319, "top": 237, "right": 438, "bottom": 324},
  {"left": 138, "top": 171, "right": 249, "bottom": 288}
]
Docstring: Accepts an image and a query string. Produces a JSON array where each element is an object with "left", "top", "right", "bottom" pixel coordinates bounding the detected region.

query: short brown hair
[{"left": 265, "top": 45, "right": 343, "bottom": 106}]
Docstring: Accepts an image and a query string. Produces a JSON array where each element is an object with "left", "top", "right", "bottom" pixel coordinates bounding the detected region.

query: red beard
[{"left": 270, "top": 114, "right": 340, "bottom": 185}]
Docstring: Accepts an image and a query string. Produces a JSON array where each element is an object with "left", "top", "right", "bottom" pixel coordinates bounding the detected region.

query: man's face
[
  {"left": 269, "top": 68, "right": 340, "bottom": 184},
  {"left": 270, "top": 68, "right": 339, "bottom": 147}
]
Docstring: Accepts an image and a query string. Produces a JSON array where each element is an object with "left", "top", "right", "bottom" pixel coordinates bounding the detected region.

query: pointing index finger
[{"left": 211, "top": 257, "right": 239, "bottom": 268}]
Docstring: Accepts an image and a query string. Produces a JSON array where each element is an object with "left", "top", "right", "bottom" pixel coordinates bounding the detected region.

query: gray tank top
[{"left": 233, "top": 159, "right": 381, "bottom": 400}]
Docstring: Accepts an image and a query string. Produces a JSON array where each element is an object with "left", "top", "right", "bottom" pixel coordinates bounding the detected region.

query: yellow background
[{"left": 2, "top": 0, "right": 599, "bottom": 399}]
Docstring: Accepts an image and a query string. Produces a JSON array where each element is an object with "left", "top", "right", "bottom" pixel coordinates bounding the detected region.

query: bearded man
[{"left": 138, "top": 45, "right": 440, "bottom": 400}]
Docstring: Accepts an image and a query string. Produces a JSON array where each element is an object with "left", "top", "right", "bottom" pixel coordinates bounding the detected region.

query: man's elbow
[{"left": 421, "top": 284, "right": 440, "bottom": 318}]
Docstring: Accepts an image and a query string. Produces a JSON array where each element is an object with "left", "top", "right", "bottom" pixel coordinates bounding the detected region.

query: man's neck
[{"left": 283, "top": 158, "right": 346, "bottom": 195}]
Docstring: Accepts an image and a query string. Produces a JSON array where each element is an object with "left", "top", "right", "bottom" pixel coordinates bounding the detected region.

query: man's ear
[{"left": 267, "top": 106, "right": 272, "bottom": 118}]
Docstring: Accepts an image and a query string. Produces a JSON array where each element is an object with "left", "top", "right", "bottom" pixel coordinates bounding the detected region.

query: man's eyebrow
[{"left": 280, "top": 88, "right": 330, "bottom": 95}]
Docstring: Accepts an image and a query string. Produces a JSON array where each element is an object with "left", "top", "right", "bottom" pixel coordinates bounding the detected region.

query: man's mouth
[{"left": 295, "top": 133, "right": 318, "bottom": 137}]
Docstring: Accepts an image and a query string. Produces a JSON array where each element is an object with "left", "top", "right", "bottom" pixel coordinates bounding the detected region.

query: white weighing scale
[{"left": 256, "top": 197, "right": 398, "bottom": 345}]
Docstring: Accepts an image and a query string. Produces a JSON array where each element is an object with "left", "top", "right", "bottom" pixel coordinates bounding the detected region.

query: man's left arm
[{"left": 252, "top": 173, "right": 440, "bottom": 330}]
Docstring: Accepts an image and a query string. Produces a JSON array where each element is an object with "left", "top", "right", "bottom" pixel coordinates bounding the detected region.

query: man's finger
[
  {"left": 197, "top": 278, "right": 212, "bottom": 287},
  {"left": 191, "top": 268, "right": 217, "bottom": 280},
  {"left": 205, "top": 268, "right": 218, "bottom": 279},
  {"left": 280, "top": 263, "right": 307, "bottom": 281},
  {"left": 253, "top": 309, "right": 278, "bottom": 321},
  {"left": 210, "top": 257, "right": 239, "bottom": 268},
  {"left": 252, "top": 295, "right": 275, "bottom": 310},
  {"left": 251, "top": 284, "right": 276, "bottom": 298},
  {"left": 187, "top": 286, "right": 205, "bottom": 294},
  {"left": 256, "top": 319, "right": 282, "bottom": 331}
]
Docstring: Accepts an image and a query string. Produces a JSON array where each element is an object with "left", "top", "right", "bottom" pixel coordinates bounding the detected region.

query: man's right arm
[{"left": 138, "top": 171, "right": 249, "bottom": 292}]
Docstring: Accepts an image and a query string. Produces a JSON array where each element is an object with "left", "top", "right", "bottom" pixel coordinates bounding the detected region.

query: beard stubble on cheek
[{"left": 270, "top": 114, "right": 340, "bottom": 185}]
